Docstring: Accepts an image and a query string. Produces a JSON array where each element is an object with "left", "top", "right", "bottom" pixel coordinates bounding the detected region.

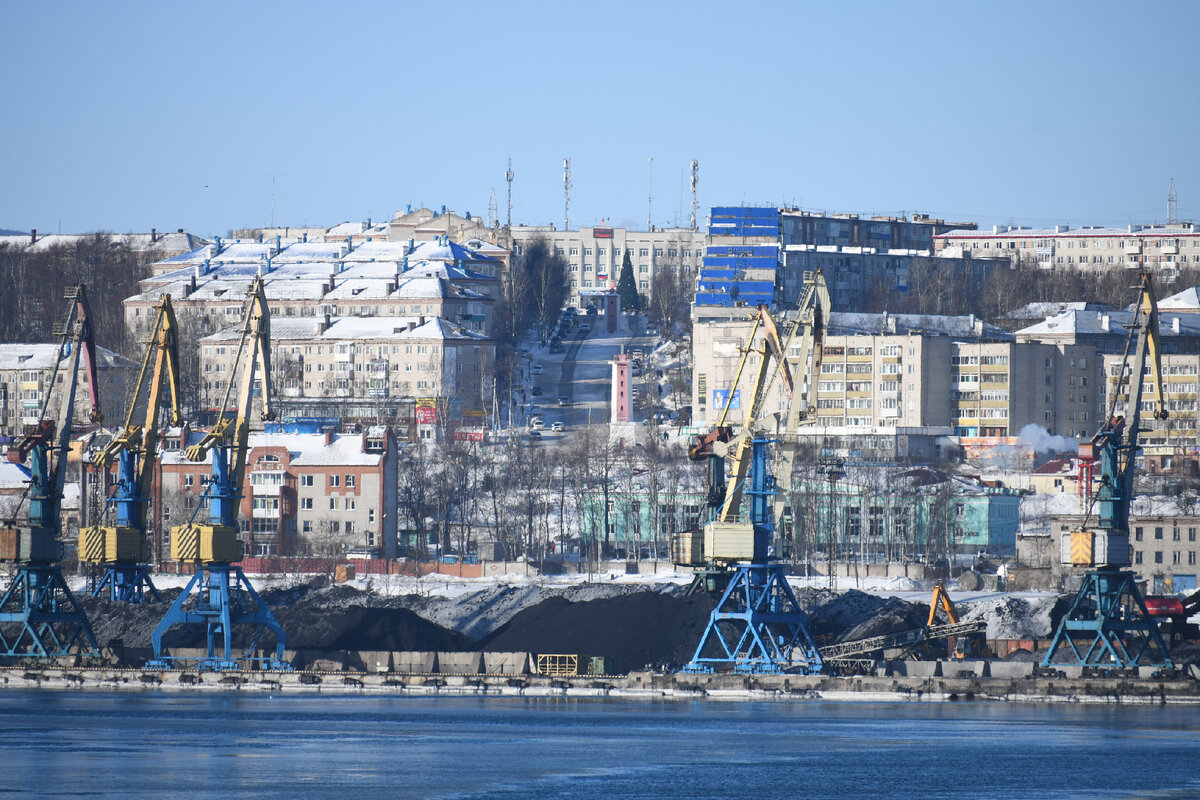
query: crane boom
[{"left": 80, "top": 294, "right": 182, "bottom": 600}]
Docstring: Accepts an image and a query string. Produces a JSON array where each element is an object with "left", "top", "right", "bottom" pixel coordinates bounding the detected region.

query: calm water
[{"left": 1, "top": 691, "right": 1198, "bottom": 799}]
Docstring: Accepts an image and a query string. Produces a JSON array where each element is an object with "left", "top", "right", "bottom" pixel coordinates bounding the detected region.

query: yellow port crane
[
  {"left": 148, "top": 276, "right": 289, "bottom": 671},
  {"left": 79, "top": 293, "right": 182, "bottom": 601}
]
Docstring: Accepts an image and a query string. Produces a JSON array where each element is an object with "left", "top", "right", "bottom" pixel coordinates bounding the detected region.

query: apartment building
[
  {"left": 158, "top": 427, "right": 397, "bottom": 559},
  {"left": 1102, "top": 352, "right": 1200, "bottom": 467},
  {"left": 199, "top": 315, "right": 494, "bottom": 425},
  {"left": 510, "top": 224, "right": 705, "bottom": 309},
  {"left": 1045, "top": 505, "right": 1200, "bottom": 594},
  {"left": 933, "top": 222, "right": 1200, "bottom": 277},
  {"left": 0, "top": 344, "right": 134, "bottom": 437}
]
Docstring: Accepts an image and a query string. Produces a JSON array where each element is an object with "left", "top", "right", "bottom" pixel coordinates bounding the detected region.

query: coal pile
[
  {"left": 276, "top": 605, "right": 471, "bottom": 652},
  {"left": 836, "top": 597, "right": 929, "bottom": 642},
  {"left": 476, "top": 591, "right": 716, "bottom": 671}
]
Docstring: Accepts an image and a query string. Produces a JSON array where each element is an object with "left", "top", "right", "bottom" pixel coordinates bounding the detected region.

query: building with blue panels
[{"left": 695, "top": 207, "right": 781, "bottom": 309}]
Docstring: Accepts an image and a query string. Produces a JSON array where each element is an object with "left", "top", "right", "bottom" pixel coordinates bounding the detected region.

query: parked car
[{"left": 532, "top": 386, "right": 543, "bottom": 396}]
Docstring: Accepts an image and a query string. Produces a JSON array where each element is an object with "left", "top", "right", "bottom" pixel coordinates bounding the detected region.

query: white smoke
[{"left": 1016, "top": 423, "right": 1076, "bottom": 455}]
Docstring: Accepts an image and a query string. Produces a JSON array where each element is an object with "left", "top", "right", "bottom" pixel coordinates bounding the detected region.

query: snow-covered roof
[
  {"left": 276, "top": 242, "right": 348, "bottom": 262},
  {"left": 342, "top": 240, "right": 413, "bottom": 262},
  {"left": 1001, "top": 301, "right": 1108, "bottom": 320},
  {"left": 408, "top": 239, "right": 501, "bottom": 266},
  {"left": 0, "top": 461, "right": 30, "bottom": 490},
  {"left": 1016, "top": 309, "right": 1200, "bottom": 339},
  {"left": 1158, "top": 286, "right": 1200, "bottom": 311},
  {"left": 162, "top": 431, "right": 379, "bottom": 467},
  {"left": 0, "top": 343, "right": 131, "bottom": 371},
  {"left": 200, "top": 315, "right": 490, "bottom": 343},
  {"left": 827, "top": 311, "right": 1012, "bottom": 340},
  {"left": 936, "top": 223, "right": 1200, "bottom": 239},
  {"left": 398, "top": 259, "right": 496, "bottom": 283}
]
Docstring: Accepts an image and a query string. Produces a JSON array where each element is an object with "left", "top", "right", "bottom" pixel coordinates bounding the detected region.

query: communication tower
[
  {"left": 563, "top": 157, "right": 572, "bottom": 230},
  {"left": 1168, "top": 178, "right": 1178, "bottom": 225},
  {"left": 647, "top": 156, "right": 654, "bottom": 230},
  {"left": 505, "top": 158, "right": 514, "bottom": 228},
  {"left": 690, "top": 159, "right": 700, "bottom": 231},
  {"left": 487, "top": 188, "right": 498, "bottom": 229}
]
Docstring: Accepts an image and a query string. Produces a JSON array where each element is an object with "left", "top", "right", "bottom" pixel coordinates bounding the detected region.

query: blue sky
[{"left": 4, "top": 1, "right": 1199, "bottom": 238}]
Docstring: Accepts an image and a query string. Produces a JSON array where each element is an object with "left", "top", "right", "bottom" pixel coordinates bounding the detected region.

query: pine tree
[{"left": 616, "top": 250, "right": 640, "bottom": 312}]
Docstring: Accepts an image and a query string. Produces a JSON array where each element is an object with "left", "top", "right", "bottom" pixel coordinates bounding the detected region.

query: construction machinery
[
  {"left": 0, "top": 286, "right": 101, "bottom": 658},
  {"left": 79, "top": 293, "right": 182, "bottom": 601},
  {"left": 680, "top": 271, "right": 829, "bottom": 674},
  {"left": 1043, "top": 268, "right": 1173, "bottom": 669},
  {"left": 148, "top": 276, "right": 289, "bottom": 671},
  {"left": 817, "top": 581, "right": 985, "bottom": 672}
]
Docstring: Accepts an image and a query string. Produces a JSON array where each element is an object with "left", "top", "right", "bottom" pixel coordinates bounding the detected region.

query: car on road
[
  {"left": 551, "top": 421, "right": 565, "bottom": 432},
  {"left": 579, "top": 323, "right": 591, "bottom": 334},
  {"left": 527, "top": 430, "right": 542, "bottom": 442},
  {"left": 530, "top": 416, "right": 544, "bottom": 429},
  {"left": 531, "top": 363, "right": 543, "bottom": 375},
  {"left": 532, "top": 386, "right": 543, "bottom": 396},
  {"left": 557, "top": 395, "right": 571, "bottom": 406}
]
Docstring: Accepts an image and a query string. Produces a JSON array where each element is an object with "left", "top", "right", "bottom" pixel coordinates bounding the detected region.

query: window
[
  {"left": 1135, "top": 527, "right": 1143, "bottom": 541},
  {"left": 330, "top": 475, "right": 340, "bottom": 488},
  {"left": 1135, "top": 551, "right": 1143, "bottom": 564},
  {"left": 301, "top": 498, "right": 313, "bottom": 510},
  {"left": 329, "top": 498, "right": 336, "bottom": 510},
  {"left": 1155, "top": 526, "right": 1164, "bottom": 540},
  {"left": 345, "top": 521, "right": 353, "bottom": 534},
  {"left": 368, "top": 509, "right": 375, "bottom": 524},
  {"left": 301, "top": 475, "right": 313, "bottom": 487},
  {"left": 346, "top": 475, "right": 355, "bottom": 487},
  {"left": 1155, "top": 551, "right": 1163, "bottom": 564},
  {"left": 184, "top": 475, "right": 193, "bottom": 488},
  {"left": 303, "top": 520, "right": 312, "bottom": 533}
]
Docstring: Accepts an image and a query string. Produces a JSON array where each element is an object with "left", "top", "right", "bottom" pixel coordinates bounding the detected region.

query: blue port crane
[
  {"left": 0, "top": 285, "right": 101, "bottom": 658},
  {"left": 80, "top": 293, "right": 182, "bottom": 601},
  {"left": 1043, "top": 268, "right": 1173, "bottom": 669},
  {"left": 148, "top": 276, "right": 289, "bottom": 671},
  {"left": 683, "top": 271, "right": 829, "bottom": 674}
]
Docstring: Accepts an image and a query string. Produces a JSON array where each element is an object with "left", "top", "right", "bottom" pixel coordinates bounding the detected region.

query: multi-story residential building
[
  {"left": 0, "top": 344, "right": 134, "bottom": 437},
  {"left": 933, "top": 222, "right": 1200, "bottom": 278},
  {"left": 199, "top": 315, "right": 494, "bottom": 432},
  {"left": 510, "top": 224, "right": 705, "bottom": 309},
  {"left": 1039, "top": 501, "right": 1200, "bottom": 594},
  {"left": 158, "top": 426, "right": 397, "bottom": 559},
  {"left": 0, "top": 228, "right": 206, "bottom": 261},
  {"left": 1102, "top": 352, "right": 1200, "bottom": 468}
]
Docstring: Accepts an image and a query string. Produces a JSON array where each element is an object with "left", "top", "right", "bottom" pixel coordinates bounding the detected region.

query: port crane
[
  {"left": 0, "top": 285, "right": 101, "bottom": 657},
  {"left": 682, "top": 271, "right": 829, "bottom": 674},
  {"left": 149, "top": 276, "right": 289, "bottom": 670},
  {"left": 80, "top": 293, "right": 182, "bottom": 601},
  {"left": 1043, "top": 268, "right": 1173, "bottom": 669}
]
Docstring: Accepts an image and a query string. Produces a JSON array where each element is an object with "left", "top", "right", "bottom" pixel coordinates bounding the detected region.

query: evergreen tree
[{"left": 616, "top": 250, "right": 640, "bottom": 311}]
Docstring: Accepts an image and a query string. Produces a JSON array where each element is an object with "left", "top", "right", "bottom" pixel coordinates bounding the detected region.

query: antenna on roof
[
  {"left": 690, "top": 159, "right": 700, "bottom": 232},
  {"left": 487, "top": 188, "right": 498, "bottom": 229},
  {"left": 1168, "top": 178, "right": 1178, "bottom": 226},
  {"left": 563, "top": 157, "right": 572, "bottom": 231},
  {"left": 505, "top": 158, "right": 514, "bottom": 229}
]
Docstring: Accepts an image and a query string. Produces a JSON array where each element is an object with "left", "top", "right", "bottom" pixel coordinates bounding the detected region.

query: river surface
[{"left": 2, "top": 691, "right": 1198, "bottom": 799}]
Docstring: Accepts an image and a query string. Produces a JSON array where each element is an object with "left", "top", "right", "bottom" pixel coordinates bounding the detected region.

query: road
[{"left": 517, "top": 313, "right": 659, "bottom": 446}]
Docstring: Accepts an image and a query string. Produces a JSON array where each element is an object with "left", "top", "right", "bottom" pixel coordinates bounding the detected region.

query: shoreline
[{"left": 4, "top": 666, "right": 1199, "bottom": 705}]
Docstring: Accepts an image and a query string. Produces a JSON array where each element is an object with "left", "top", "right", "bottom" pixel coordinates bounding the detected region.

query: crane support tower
[
  {"left": 148, "top": 276, "right": 289, "bottom": 671},
  {"left": 0, "top": 286, "right": 101, "bottom": 658},
  {"left": 681, "top": 271, "right": 829, "bottom": 675},
  {"left": 1043, "top": 269, "right": 1173, "bottom": 669},
  {"left": 80, "top": 293, "right": 182, "bottom": 602}
]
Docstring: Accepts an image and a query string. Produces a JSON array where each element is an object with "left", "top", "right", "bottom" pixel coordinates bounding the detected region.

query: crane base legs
[
  {"left": 147, "top": 565, "right": 290, "bottom": 671},
  {"left": 682, "top": 563, "right": 823, "bottom": 675},
  {"left": 1042, "top": 568, "right": 1173, "bottom": 669},
  {"left": 0, "top": 566, "right": 99, "bottom": 658},
  {"left": 91, "top": 565, "right": 162, "bottom": 603}
]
